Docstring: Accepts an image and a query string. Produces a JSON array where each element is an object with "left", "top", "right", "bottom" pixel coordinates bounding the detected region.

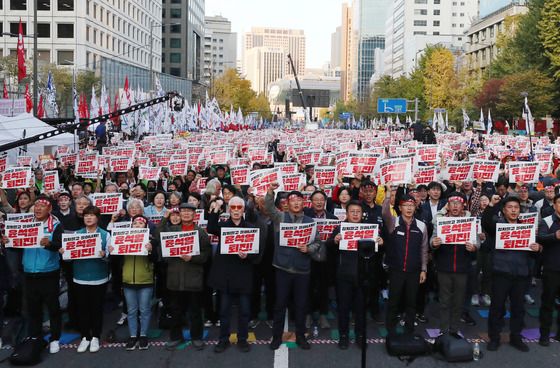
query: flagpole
[
  {"left": 33, "top": 0, "right": 38, "bottom": 116},
  {"left": 521, "top": 91, "right": 534, "bottom": 161}
]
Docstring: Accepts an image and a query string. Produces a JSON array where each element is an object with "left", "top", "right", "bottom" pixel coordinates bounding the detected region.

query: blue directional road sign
[
  {"left": 377, "top": 98, "right": 408, "bottom": 114},
  {"left": 339, "top": 112, "right": 352, "bottom": 120}
]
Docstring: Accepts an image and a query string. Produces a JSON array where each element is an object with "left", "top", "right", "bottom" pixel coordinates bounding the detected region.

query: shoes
[
  {"left": 270, "top": 338, "right": 282, "bottom": 350},
  {"left": 165, "top": 339, "right": 183, "bottom": 351},
  {"left": 214, "top": 340, "right": 230, "bottom": 353},
  {"left": 524, "top": 294, "right": 535, "bottom": 305},
  {"left": 249, "top": 319, "right": 260, "bottom": 329},
  {"left": 460, "top": 312, "right": 476, "bottom": 326},
  {"left": 296, "top": 335, "right": 311, "bottom": 350},
  {"left": 90, "top": 337, "right": 100, "bottom": 353},
  {"left": 204, "top": 320, "right": 214, "bottom": 327},
  {"left": 77, "top": 338, "right": 90, "bottom": 353},
  {"left": 481, "top": 294, "right": 491, "bottom": 307},
  {"left": 49, "top": 340, "right": 60, "bottom": 354},
  {"left": 539, "top": 337, "right": 550, "bottom": 347},
  {"left": 551, "top": 334, "right": 560, "bottom": 342},
  {"left": 510, "top": 339, "right": 529, "bottom": 352},
  {"left": 265, "top": 320, "right": 274, "bottom": 329},
  {"left": 305, "top": 315, "right": 312, "bottom": 329},
  {"left": 192, "top": 339, "right": 205, "bottom": 350},
  {"left": 531, "top": 277, "right": 537, "bottom": 286},
  {"left": 487, "top": 340, "right": 500, "bottom": 351},
  {"left": 415, "top": 313, "right": 428, "bottom": 324},
  {"left": 319, "top": 315, "right": 331, "bottom": 329},
  {"left": 471, "top": 294, "right": 480, "bottom": 306},
  {"left": 138, "top": 336, "right": 149, "bottom": 350},
  {"left": 126, "top": 337, "right": 138, "bottom": 351},
  {"left": 215, "top": 320, "right": 221, "bottom": 327},
  {"left": 381, "top": 289, "right": 389, "bottom": 300},
  {"left": 237, "top": 340, "right": 250, "bottom": 353},
  {"left": 117, "top": 313, "right": 128, "bottom": 326},
  {"left": 338, "top": 335, "right": 349, "bottom": 350}
]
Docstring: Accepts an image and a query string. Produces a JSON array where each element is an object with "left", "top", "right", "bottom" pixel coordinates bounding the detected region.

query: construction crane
[{"left": 287, "top": 54, "right": 317, "bottom": 130}]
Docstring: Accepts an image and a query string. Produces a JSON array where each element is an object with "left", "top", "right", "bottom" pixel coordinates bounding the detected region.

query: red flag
[
  {"left": 3, "top": 81, "right": 8, "bottom": 99},
  {"left": 37, "top": 94, "right": 44, "bottom": 118},
  {"left": 24, "top": 84, "right": 32, "bottom": 113},
  {"left": 112, "top": 91, "right": 120, "bottom": 127},
  {"left": 17, "top": 20, "right": 27, "bottom": 82}
]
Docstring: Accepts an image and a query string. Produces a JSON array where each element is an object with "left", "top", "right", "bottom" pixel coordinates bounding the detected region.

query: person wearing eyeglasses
[
  {"left": 206, "top": 196, "right": 264, "bottom": 353},
  {"left": 265, "top": 182, "right": 322, "bottom": 350}
]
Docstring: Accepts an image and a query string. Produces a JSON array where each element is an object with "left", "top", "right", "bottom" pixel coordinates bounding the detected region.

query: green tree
[
  {"left": 423, "top": 47, "right": 458, "bottom": 111},
  {"left": 212, "top": 68, "right": 256, "bottom": 112},
  {"left": 248, "top": 93, "right": 272, "bottom": 120},
  {"left": 538, "top": 0, "right": 560, "bottom": 80}
]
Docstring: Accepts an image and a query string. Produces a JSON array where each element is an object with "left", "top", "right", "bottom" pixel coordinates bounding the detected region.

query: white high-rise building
[
  {"left": 244, "top": 47, "right": 285, "bottom": 96},
  {"left": 203, "top": 16, "right": 237, "bottom": 86},
  {"left": 331, "top": 26, "right": 342, "bottom": 69},
  {"left": 1, "top": 0, "right": 162, "bottom": 71},
  {"left": 383, "top": 0, "right": 479, "bottom": 78},
  {"left": 243, "top": 27, "right": 305, "bottom": 77}
]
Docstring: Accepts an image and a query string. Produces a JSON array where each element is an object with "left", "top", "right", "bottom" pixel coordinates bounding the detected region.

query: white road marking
[{"left": 273, "top": 311, "right": 289, "bottom": 368}]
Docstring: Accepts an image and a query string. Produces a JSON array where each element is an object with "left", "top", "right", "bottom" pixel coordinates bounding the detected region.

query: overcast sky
[{"left": 205, "top": 0, "right": 346, "bottom": 69}]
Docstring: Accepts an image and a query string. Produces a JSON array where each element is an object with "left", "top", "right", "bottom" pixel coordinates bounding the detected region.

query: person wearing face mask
[
  {"left": 431, "top": 193, "right": 479, "bottom": 335},
  {"left": 206, "top": 196, "right": 264, "bottom": 353},
  {"left": 60, "top": 206, "right": 110, "bottom": 353},
  {"left": 382, "top": 187, "right": 428, "bottom": 336}
]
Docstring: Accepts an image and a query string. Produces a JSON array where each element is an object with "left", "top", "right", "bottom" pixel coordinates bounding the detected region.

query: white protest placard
[
  {"left": 91, "top": 193, "right": 123, "bottom": 215},
  {"left": 4, "top": 221, "right": 44, "bottom": 248},
  {"left": 1, "top": 167, "right": 31, "bottom": 189},
  {"left": 314, "top": 219, "right": 341, "bottom": 241},
  {"left": 230, "top": 164, "right": 250, "bottom": 186},
  {"left": 220, "top": 227, "right": 260, "bottom": 254},
  {"left": 518, "top": 212, "right": 539, "bottom": 231},
  {"left": 17, "top": 156, "right": 33, "bottom": 166},
  {"left": 138, "top": 166, "right": 161, "bottom": 181},
  {"left": 75, "top": 153, "right": 98, "bottom": 177},
  {"left": 59, "top": 153, "right": 77, "bottom": 167},
  {"left": 274, "top": 162, "right": 298, "bottom": 175},
  {"left": 414, "top": 166, "right": 436, "bottom": 185},
  {"left": 146, "top": 214, "right": 164, "bottom": 226},
  {"left": 535, "top": 151, "right": 553, "bottom": 175},
  {"left": 444, "top": 161, "right": 473, "bottom": 182},
  {"left": 250, "top": 168, "right": 283, "bottom": 196},
  {"left": 507, "top": 162, "right": 539, "bottom": 184},
  {"left": 339, "top": 223, "right": 379, "bottom": 251},
  {"left": 169, "top": 160, "right": 189, "bottom": 177},
  {"left": 279, "top": 222, "right": 317, "bottom": 247},
  {"left": 314, "top": 166, "right": 337, "bottom": 187},
  {"left": 0, "top": 153, "right": 6, "bottom": 173},
  {"left": 378, "top": 158, "right": 412, "bottom": 185},
  {"left": 472, "top": 160, "right": 500, "bottom": 182},
  {"left": 194, "top": 209, "right": 207, "bottom": 226},
  {"left": 110, "top": 221, "right": 132, "bottom": 230},
  {"left": 43, "top": 171, "right": 60, "bottom": 193},
  {"left": 109, "top": 157, "right": 134, "bottom": 173},
  {"left": 7, "top": 213, "right": 34, "bottom": 222},
  {"left": 62, "top": 233, "right": 102, "bottom": 260},
  {"left": 436, "top": 217, "right": 477, "bottom": 244},
  {"left": 110, "top": 228, "right": 150, "bottom": 256},
  {"left": 282, "top": 173, "right": 305, "bottom": 191},
  {"left": 417, "top": 145, "right": 439, "bottom": 163},
  {"left": 160, "top": 231, "right": 201, "bottom": 257},
  {"left": 345, "top": 151, "right": 382, "bottom": 176},
  {"left": 334, "top": 208, "right": 347, "bottom": 221},
  {"left": 495, "top": 223, "right": 536, "bottom": 251}
]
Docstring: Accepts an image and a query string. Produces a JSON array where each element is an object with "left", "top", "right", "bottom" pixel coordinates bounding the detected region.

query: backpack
[
  {"left": 9, "top": 337, "right": 46, "bottom": 366},
  {"left": 434, "top": 332, "right": 474, "bottom": 363},
  {"left": 386, "top": 333, "right": 431, "bottom": 363}
]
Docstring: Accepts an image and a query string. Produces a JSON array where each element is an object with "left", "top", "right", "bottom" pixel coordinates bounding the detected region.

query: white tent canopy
[{"left": 0, "top": 113, "right": 76, "bottom": 164}]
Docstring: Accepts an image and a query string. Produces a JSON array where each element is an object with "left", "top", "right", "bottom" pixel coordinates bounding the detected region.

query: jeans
[
  {"left": 219, "top": 292, "right": 251, "bottom": 342},
  {"left": 124, "top": 286, "right": 154, "bottom": 338}
]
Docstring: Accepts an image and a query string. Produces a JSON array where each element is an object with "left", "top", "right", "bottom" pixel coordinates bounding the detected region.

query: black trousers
[
  {"left": 168, "top": 290, "right": 203, "bottom": 341},
  {"left": 251, "top": 263, "right": 275, "bottom": 320},
  {"left": 309, "top": 260, "right": 329, "bottom": 315},
  {"left": 336, "top": 278, "right": 364, "bottom": 338},
  {"left": 272, "top": 269, "right": 310, "bottom": 340},
  {"left": 25, "top": 272, "right": 61, "bottom": 341},
  {"left": 540, "top": 270, "right": 560, "bottom": 337},
  {"left": 74, "top": 283, "right": 107, "bottom": 339},
  {"left": 368, "top": 255, "right": 385, "bottom": 316},
  {"left": 386, "top": 270, "right": 420, "bottom": 334},
  {"left": 61, "top": 261, "right": 79, "bottom": 327},
  {"left": 219, "top": 292, "right": 251, "bottom": 342},
  {"left": 488, "top": 272, "right": 527, "bottom": 342}
]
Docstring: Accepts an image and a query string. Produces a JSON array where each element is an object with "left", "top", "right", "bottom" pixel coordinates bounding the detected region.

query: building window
[
  {"left": 38, "top": 50, "right": 50, "bottom": 65},
  {"left": 413, "top": 20, "right": 427, "bottom": 26},
  {"left": 10, "top": 0, "right": 26, "bottom": 10},
  {"left": 58, "top": 50, "right": 74, "bottom": 65},
  {"left": 414, "top": 9, "right": 427, "bottom": 15},
  {"left": 57, "top": 23, "right": 74, "bottom": 38},
  {"left": 38, "top": 1, "right": 51, "bottom": 10},
  {"left": 37, "top": 23, "right": 51, "bottom": 38},
  {"left": 434, "top": 0, "right": 440, "bottom": 3},
  {"left": 170, "top": 38, "right": 181, "bottom": 48},
  {"left": 433, "top": 21, "right": 440, "bottom": 26},
  {"left": 413, "top": 31, "right": 427, "bottom": 35},
  {"left": 10, "top": 22, "right": 26, "bottom": 35},
  {"left": 433, "top": 31, "right": 440, "bottom": 35},
  {"left": 170, "top": 24, "right": 181, "bottom": 33},
  {"left": 414, "top": 0, "right": 427, "bottom": 3},
  {"left": 58, "top": 0, "right": 74, "bottom": 11},
  {"left": 170, "top": 8, "right": 181, "bottom": 18},
  {"left": 433, "top": 9, "right": 440, "bottom": 15},
  {"left": 170, "top": 53, "right": 181, "bottom": 63},
  {"left": 170, "top": 67, "right": 181, "bottom": 76}
]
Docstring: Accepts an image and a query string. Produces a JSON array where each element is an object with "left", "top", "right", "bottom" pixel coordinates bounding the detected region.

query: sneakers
[
  {"left": 460, "top": 312, "right": 476, "bottom": 326},
  {"left": 524, "top": 294, "right": 535, "bottom": 305},
  {"left": 381, "top": 289, "right": 389, "bottom": 300},
  {"left": 269, "top": 337, "right": 282, "bottom": 350},
  {"left": 481, "top": 294, "right": 491, "bottom": 307},
  {"left": 249, "top": 319, "right": 260, "bottom": 329},
  {"left": 126, "top": 337, "right": 138, "bottom": 351},
  {"left": 510, "top": 338, "right": 530, "bottom": 352},
  {"left": 117, "top": 313, "right": 128, "bottom": 326},
  {"left": 204, "top": 320, "right": 214, "bottom": 327},
  {"left": 77, "top": 338, "right": 90, "bottom": 353},
  {"left": 487, "top": 340, "right": 500, "bottom": 351},
  {"left": 238, "top": 340, "right": 250, "bottom": 353},
  {"left": 305, "top": 315, "right": 312, "bottom": 329},
  {"left": 338, "top": 335, "right": 349, "bottom": 350},
  {"left": 90, "top": 337, "right": 100, "bottom": 353},
  {"left": 49, "top": 340, "right": 60, "bottom": 354},
  {"left": 192, "top": 339, "right": 205, "bottom": 350},
  {"left": 165, "top": 339, "right": 183, "bottom": 351},
  {"left": 319, "top": 315, "right": 331, "bottom": 329},
  {"left": 296, "top": 335, "right": 311, "bottom": 350},
  {"left": 471, "top": 294, "right": 480, "bottom": 306},
  {"left": 214, "top": 340, "right": 230, "bottom": 353},
  {"left": 138, "top": 336, "right": 149, "bottom": 350},
  {"left": 415, "top": 313, "right": 428, "bottom": 324},
  {"left": 215, "top": 320, "right": 221, "bottom": 327}
]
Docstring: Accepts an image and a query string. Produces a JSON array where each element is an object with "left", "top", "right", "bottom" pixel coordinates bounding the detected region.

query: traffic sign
[
  {"left": 339, "top": 112, "right": 352, "bottom": 120},
  {"left": 377, "top": 98, "right": 407, "bottom": 114}
]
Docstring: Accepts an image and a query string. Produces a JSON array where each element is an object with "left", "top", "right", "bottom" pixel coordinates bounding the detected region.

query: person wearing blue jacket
[
  {"left": 2, "top": 195, "right": 64, "bottom": 354},
  {"left": 60, "top": 205, "right": 110, "bottom": 353}
]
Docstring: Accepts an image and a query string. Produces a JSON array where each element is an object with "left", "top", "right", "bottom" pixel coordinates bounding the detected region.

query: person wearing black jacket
[
  {"left": 537, "top": 194, "right": 560, "bottom": 346},
  {"left": 206, "top": 196, "right": 264, "bottom": 353},
  {"left": 430, "top": 193, "right": 479, "bottom": 334},
  {"left": 326, "top": 200, "right": 384, "bottom": 349},
  {"left": 482, "top": 195, "right": 541, "bottom": 352},
  {"left": 0, "top": 242, "right": 9, "bottom": 347}
]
